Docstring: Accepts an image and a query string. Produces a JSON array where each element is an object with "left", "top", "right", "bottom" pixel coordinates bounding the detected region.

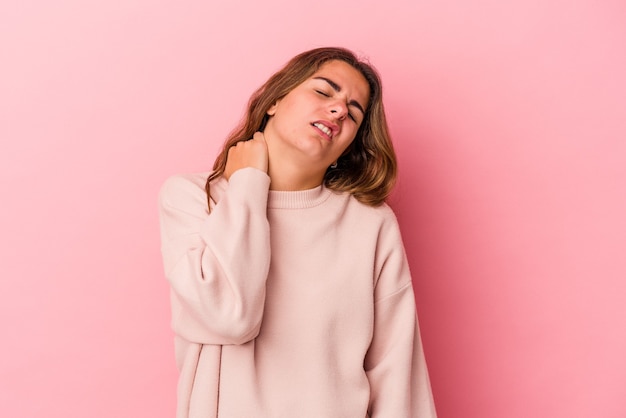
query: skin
[{"left": 224, "top": 60, "right": 370, "bottom": 191}]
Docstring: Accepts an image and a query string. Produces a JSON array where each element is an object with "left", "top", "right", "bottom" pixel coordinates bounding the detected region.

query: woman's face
[{"left": 264, "top": 59, "right": 370, "bottom": 174}]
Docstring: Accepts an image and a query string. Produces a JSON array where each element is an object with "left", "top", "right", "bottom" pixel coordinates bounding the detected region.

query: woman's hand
[{"left": 224, "top": 132, "right": 269, "bottom": 179}]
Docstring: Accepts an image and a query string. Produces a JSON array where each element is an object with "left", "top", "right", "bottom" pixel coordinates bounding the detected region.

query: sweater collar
[
  {"left": 212, "top": 174, "right": 332, "bottom": 209},
  {"left": 268, "top": 184, "right": 331, "bottom": 209}
]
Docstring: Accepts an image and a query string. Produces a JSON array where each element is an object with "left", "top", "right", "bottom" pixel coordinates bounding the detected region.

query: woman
[{"left": 159, "top": 47, "right": 437, "bottom": 418}]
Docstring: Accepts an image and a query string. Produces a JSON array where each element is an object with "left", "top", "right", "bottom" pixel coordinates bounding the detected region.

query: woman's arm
[
  {"left": 365, "top": 212, "right": 437, "bottom": 417},
  {"left": 159, "top": 167, "right": 271, "bottom": 345}
]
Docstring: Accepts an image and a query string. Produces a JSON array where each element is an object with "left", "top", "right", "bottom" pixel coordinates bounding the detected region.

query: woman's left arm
[{"left": 365, "top": 212, "right": 437, "bottom": 418}]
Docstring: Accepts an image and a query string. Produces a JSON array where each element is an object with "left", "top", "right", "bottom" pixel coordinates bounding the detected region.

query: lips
[{"left": 312, "top": 121, "right": 339, "bottom": 140}]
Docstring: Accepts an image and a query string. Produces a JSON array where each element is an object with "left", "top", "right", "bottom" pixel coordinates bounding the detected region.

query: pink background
[{"left": 2, "top": 1, "right": 625, "bottom": 417}]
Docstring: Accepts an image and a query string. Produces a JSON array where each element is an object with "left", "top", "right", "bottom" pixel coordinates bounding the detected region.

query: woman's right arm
[{"left": 159, "top": 167, "right": 271, "bottom": 346}]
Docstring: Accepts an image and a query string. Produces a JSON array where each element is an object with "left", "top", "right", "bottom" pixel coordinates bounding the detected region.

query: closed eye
[{"left": 316, "top": 90, "right": 357, "bottom": 122}]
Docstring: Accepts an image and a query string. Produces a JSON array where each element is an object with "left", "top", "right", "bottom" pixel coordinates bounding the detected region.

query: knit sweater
[{"left": 159, "top": 167, "right": 436, "bottom": 418}]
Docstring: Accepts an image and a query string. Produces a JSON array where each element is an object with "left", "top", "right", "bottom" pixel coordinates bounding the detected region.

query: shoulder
[
  {"left": 159, "top": 172, "right": 213, "bottom": 211},
  {"left": 343, "top": 194, "right": 400, "bottom": 228},
  {"left": 347, "top": 196, "right": 407, "bottom": 252},
  {"left": 160, "top": 172, "right": 210, "bottom": 194},
  {"left": 329, "top": 193, "right": 405, "bottom": 249}
]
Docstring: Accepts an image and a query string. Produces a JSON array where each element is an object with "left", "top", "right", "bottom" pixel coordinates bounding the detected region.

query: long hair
[{"left": 205, "top": 47, "right": 397, "bottom": 209}]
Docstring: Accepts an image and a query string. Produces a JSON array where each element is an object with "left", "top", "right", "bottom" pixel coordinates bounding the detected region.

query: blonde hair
[{"left": 206, "top": 47, "right": 396, "bottom": 208}]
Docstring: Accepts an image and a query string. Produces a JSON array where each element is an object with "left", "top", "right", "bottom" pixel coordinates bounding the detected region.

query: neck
[
  {"left": 267, "top": 158, "right": 326, "bottom": 191},
  {"left": 262, "top": 123, "right": 331, "bottom": 191}
]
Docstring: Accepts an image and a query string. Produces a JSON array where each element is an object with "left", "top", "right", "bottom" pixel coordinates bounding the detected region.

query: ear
[{"left": 267, "top": 100, "right": 279, "bottom": 116}]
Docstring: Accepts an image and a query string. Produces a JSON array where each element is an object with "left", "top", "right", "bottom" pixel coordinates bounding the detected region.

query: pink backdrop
[{"left": 2, "top": 1, "right": 625, "bottom": 417}]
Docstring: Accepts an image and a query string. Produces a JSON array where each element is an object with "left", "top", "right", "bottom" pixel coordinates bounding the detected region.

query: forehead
[{"left": 308, "top": 60, "right": 370, "bottom": 107}]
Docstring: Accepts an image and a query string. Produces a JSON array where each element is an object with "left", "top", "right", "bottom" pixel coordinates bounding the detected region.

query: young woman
[{"left": 159, "top": 47, "right": 437, "bottom": 418}]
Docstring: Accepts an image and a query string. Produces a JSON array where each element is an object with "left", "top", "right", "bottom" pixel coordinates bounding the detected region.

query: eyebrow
[{"left": 313, "top": 76, "right": 366, "bottom": 116}]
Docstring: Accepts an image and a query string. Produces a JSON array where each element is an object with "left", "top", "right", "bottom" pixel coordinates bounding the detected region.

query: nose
[{"left": 329, "top": 101, "right": 348, "bottom": 120}]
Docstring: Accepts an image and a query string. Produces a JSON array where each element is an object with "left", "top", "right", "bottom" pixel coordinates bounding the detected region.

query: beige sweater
[{"left": 159, "top": 167, "right": 436, "bottom": 418}]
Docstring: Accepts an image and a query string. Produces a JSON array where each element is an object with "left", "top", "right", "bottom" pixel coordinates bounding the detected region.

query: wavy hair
[{"left": 206, "top": 47, "right": 397, "bottom": 208}]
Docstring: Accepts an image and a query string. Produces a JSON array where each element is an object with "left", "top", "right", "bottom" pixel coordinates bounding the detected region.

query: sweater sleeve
[
  {"left": 365, "top": 211, "right": 437, "bottom": 418},
  {"left": 158, "top": 168, "right": 271, "bottom": 345}
]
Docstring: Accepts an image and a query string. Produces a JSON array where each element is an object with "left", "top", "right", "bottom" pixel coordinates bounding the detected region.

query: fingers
[
  {"left": 224, "top": 132, "right": 269, "bottom": 179},
  {"left": 251, "top": 131, "right": 266, "bottom": 144}
]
